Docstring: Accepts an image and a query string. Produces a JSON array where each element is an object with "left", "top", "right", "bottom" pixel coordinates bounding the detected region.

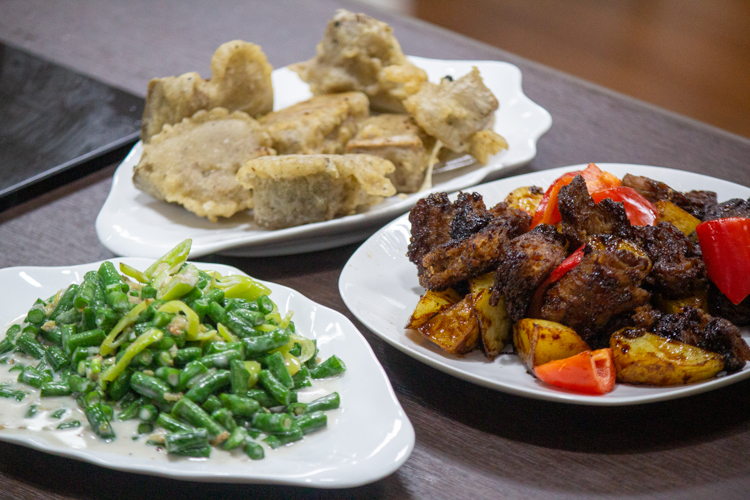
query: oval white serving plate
[
  {"left": 96, "top": 56, "right": 552, "bottom": 258},
  {"left": 0, "top": 260, "right": 414, "bottom": 487},
  {"left": 339, "top": 163, "right": 750, "bottom": 406}
]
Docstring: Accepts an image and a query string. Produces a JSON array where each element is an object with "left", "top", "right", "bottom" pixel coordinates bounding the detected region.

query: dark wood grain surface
[{"left": 2, "top": 1, "right": 750, "bottom": 498}]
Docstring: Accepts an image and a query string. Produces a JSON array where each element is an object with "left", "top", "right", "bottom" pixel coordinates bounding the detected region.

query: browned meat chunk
[
  {"left": 538, "top": 235, "right": 652, "bottom": 347},
  {"left": 407, "top": 193, "right": 457, "bottom": 271},
  {"left": 621, "top": 173, "right": 717, "bottom": 219},
  {"left": 418, "top": 210, "right": 531, "bottom": 290},
  {"left": 651, "top": 307, "right": 750, "bottom": 373},
  {"left": 490, "top": 224, "right": 567, "bottom": 321},
  {"left": 558, "top": 175, "right": 632, "bottom": 249},
  {"left": 631, "top": 222, "right": 707, "bottom": 299},
  {"left": 449, "top": 192, "right": 492, "bottom": 240},
  {"left": 708, "top": 284, "right": 750, "bottom": 326},
  {"left": 703, "top": 197, "right": 750, "bottom": 221}
]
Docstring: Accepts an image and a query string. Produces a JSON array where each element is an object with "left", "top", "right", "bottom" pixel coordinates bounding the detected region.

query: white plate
[
  {"left": 0, "top": 260, "right": 414, "bottom": 487},
  {"left": 339, "top": 163, "right": 750, "bottom": 406},
  {"left": 96, "top": 56, "right": 552, "bottom": 258}
]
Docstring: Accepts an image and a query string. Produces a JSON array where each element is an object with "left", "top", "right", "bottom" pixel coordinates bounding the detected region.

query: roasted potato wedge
[
  {"left": 406, "top": 288, "right": 463, "bottom": 329},
  {"left": 655, "top": 200, "right": 700, "bottom": 236},
  {"left": 610, "top": 328, "right": 724, "bottom": 385},
  {"left": 469, "top": 272, "right": 511, "bottom": 359},
  {"left": 654, "top": 293, "right": 708, "bottom": 314},
  {"left": 418, "top": 295, "right": 480, "bottom": 355},
  {"left": 503, "top": 186, "right": 544, "bottom": 214},
  {"left": 513, "top": 319, "right": 590, "bottom": 372}
]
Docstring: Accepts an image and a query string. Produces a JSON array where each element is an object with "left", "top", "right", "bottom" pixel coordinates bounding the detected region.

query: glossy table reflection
[{"left": 1, "top": 0, "right": 750, "bottom": 498}]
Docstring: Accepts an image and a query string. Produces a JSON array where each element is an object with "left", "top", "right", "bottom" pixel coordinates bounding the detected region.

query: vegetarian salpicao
[{"left": 0, "top": 239, "right": 344, "bottom": 457}]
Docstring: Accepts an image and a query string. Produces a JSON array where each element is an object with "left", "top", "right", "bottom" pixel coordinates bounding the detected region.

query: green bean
[
  {"left": 84, "top": 389, "right": 105, "bottom": 406},
  {"left": 0, "top": 337, "right": 14, "bottom": 355},
  {"left": 57, "top": 420, "right": 81, "bottom": 429},
  {"left": 18, "top": 367, "right": 51, "bottom": 388},
  {"left": 229, "top": 359, "right": 250, "bottom": 395},
  {"left": 211, "top": 408, "right": 237, "bottom": 431},
  {"left": 107, "top": 369, "right": 133, "bottom": 402},
  {"left": 203, "top": 341, "right": 244, "bottom": 356},
  {"left": 200, "top": 350, "right": 242, "bottom": 369},
  {"left": 219, "top": 393, "right": 260, "bottom": 418},
  {"left": 138, "top": 404, "right": 158, "bottom": 422},
  {"left": 173, "top": 347, "right": 202, "bottom": 366},
  {"left": 233, "top": 309, "right": 266, "bottom": 327},
  {"left": 292, "top": 365, "right": 312, "bottom": 389},
  {"left": 246, "top": 388, "right": 277, "bottom": 408},
  {"left": 310, "top": 355, "right": 346, "bottom": 379},
  {"left": 26, "top": 300, "right": 47, "bottom": 325},
  {"left": 256, "top": 296, "right": 274, "bottom": 315},
  {"left": 164, "top": 429, "right": 209, "bottom": 454},
  {"left": 171, "top": 397, "right": 226, "bottom": 439},
  {"left": 222, "top": 427, "right": 248, "bottom": 451},
  {"left": 130, "top": 371, "right": 172, "bottom": 406},
  {"left": 172, "top": 445, "right": 211, "bottom": 458},
  {"left": 51, "top": 408, "right": 67, "bottom": 419},
  {"left": 155, "top": 367, "right": 181, "bottom": 388},
  {"left": 98, "top": 261, "right": 128, "bottom": 294},
  {"left": 138, "top": 422, "right": 154, "bottom": 434},
  {"left": 285, "top": 402, "right": 308, "bottom": 417},
  {"left": 263, "top": 427, "right": 303, "bottom": 449},
  {"left": 251, "top": 412, "right": 294, "bottom": 433},
  {"left": 258, "top": 370, "right": 297, "bottom": 406},
  {"left": 243, "top": 439, "right": 265, "bottom": 459},
  {"left": 156, "top": 412, "right": 195, "bottom": 433},
  {"left": 63, "top": 328, "right": 104, "bottom": 356},
  {"left": 264, "top": 351, "right": 294, "bottom": 389},
  {"left": 85, "top": 402, "right": 115, "bottom": 440},
  {"left": 16, "top": 332, "right": 46, "bottom": 360},
  {"left": 177, "top": 360, "right": 208, "bottom": 391},
  {"left": 117, "top": 399, "right": 143, "bottom": 421},
  {"left": 201, "top": 395, "right": 223, "bottom": 413},
  {"left": 296, "top": 411, "right": 327, "bottom": 434},
  {"left": 305, "top": 392, "right": 341, "bottom": 413},
  {"left": 67, "top": 374, "right": 95, "bottom": 394},
  {"left": 242, "top": 329, "right": 290, "bottom": 357},
  {"left": 49, "top": 284, "right": 78, "bottom": 321},
  {"left": 74, "top": 272, "right": 99, "bottom": 309},
  {"left": 0, "top": 387, "right": 27, "bottom": 401},
  {"left": 43, "top": 345, "right": 68, "bottom": 372},
  {"left": 40, "top": 382, "right": 72, "bottom": 397},
  {"left": 184, "top": 370, "right": 231, "bottom": 404},
  {"left": 207, "top": 302, "right": 255, "bottom": 338},
  {"left": 25, "top": 404, "right": 39, "bottom": 418}
]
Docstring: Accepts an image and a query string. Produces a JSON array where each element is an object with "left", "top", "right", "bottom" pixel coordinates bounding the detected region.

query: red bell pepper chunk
[
  {"left": 531, "top": 164, "right": 621, "bottom": 228},
  {"left": 696, "top": 217, "right": 750, "bottom": 305},
  {"left": 528, "top": 245, "right": 586, "bottom": 316},
  {"left": 590, "top": 186, "right": 657, "bottom": 226},
  {"left": 534, "top": 348, "right": 616, "bottom": 395}
]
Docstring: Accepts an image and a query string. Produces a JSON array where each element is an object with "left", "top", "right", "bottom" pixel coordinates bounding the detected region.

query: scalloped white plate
[
  {"left": 96, "top": 56, "right": 551, "bottom": 258},
  {"left": 0, "top": 260, "right": 413, "bottom": 487},
  {"left": 339, "top": 163, "right": 750, "bottom": 406}
]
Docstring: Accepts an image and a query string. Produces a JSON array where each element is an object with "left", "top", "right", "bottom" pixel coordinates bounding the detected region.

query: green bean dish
[{"left": 0, "top": 240, "right": 345, "bottom": 459}]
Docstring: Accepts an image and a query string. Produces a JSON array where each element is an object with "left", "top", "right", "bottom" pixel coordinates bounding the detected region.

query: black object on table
[{"left": 0, "top": 43, "right": 144, "bottom": 212}]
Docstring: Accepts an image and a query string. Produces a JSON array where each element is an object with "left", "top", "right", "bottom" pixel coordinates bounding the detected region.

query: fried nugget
[
  {"left": 290, "top": 9, "right": 427, "bottom": 112},
  {"left": 260, "top": 92, "right": 369, "bottom": 155},
  {"left": 133, "top": 108, "right": 274, "bottom": 221},
  {"left": 141, "top": 41, "right": 273, "bottom": 142},
  {"left": 345, "top": 114, "right": 434, "bottom": 193},
  {"left": 403, "top": 68, "right": 504, "bottom": 157},
  {"left": 237, "top": 154, "right": 396, "bottom": 229}
]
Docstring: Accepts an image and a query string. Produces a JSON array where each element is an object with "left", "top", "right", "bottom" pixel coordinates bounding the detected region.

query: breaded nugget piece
[
  {"left": 133, "top": 108, "right": 275, "bottom": 221},
  {"left": 403, "top": 68, "right": 502, "bottom": 156},
  {"left": 260, "top": 92, "right": 368, "bottom": 154},
  {"left": 290, "top": 9, "right": 427, "bottom": 112},
  {"left": 346, "top": 114, "right": 434, "bottom": 193},
  {"left": 237, "top": 154, "right": 396, "bottom": 229},
  {"left": 141, "top": 41, "right": 273, "bottom": 142}
]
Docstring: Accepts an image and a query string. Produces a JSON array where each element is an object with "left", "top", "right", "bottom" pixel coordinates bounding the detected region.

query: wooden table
[{"left": 2, "top": 1, "right": 750, "bottom": 498}]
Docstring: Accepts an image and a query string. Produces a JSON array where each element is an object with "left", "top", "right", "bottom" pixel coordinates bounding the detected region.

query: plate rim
[
  {"left": 339, "top": 162, "right": 750, "bottom": 406},
  {"left": 95, "top": 55, "right": 552, "bottom": 258},
  {"left": 0, "top": 258, "right": 415, "bottom": 487}
]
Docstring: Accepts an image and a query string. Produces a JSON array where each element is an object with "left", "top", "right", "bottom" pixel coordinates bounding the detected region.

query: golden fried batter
[
  {"left": 290, "top": 9, "right": 427, "bottom": 112},
  {"left": 141, "top": 41, "right": 273, "bottom": 142},
  {"left": 345, "top": 114, "right": 434, "bottom": 193},
  {"left": 403, "top": 68, "right": 501, "bottom": 155},
  {"left": 260, "top": 92, "right": 369, "bottom": 154},
  {"left": 133, "top": 108, "right": 274, "bottom": 221},
  {"left": 237, "top": 154, "right": 395, "bottom": 229}
]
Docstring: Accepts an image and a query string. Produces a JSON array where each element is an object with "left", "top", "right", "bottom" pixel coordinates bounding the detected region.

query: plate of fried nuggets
[{"left": 97, "top": 9, "right": 551, "bottom": 258}]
